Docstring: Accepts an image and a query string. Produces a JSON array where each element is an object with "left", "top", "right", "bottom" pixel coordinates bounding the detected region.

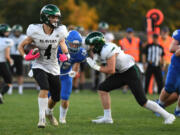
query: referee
[{"left": 142, "top": 34, "right": 164, "bottom": 94}]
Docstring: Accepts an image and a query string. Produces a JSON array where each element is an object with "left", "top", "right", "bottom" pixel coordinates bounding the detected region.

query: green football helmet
[
  {"left": 12, "top": 24, "right": 23, "bottom": 32},
  {"left": 85, "top": 31, "right": 105, "bottom": 54},
  {"left": 40, "top": 4, "right": 61, "bottom": 28},
  {"left": 0, "top": 24, "right": 11, "bottom": 37}
]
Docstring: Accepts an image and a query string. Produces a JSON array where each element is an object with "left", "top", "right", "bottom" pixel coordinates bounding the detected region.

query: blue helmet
[{"left": 66, "top": 30, "right": 82, "bottom": 53}]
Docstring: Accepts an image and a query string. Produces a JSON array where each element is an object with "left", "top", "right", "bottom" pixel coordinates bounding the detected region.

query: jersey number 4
[{"left": 44, "top": 44, "right": 52, "bottom": 59}]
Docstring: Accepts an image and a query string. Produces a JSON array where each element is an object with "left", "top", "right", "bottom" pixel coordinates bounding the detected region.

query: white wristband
[
  {"left": 65, "top": 53, "right": 70, "bottom": 59},
  {"left": 94, "top": 65, "right": 100, "bottom": 71},
  {"left": 23, "top": 54, "right": 26, "bottom": 59}
]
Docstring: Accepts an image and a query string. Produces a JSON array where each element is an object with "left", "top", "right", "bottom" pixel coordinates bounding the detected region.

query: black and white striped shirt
[{"left": 144, "top": 43, "right": 164, "bottom": 66}]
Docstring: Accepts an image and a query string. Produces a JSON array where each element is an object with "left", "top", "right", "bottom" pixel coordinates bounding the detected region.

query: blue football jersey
[
  {"left": 57, "top": 47, "right": 87, "bottom": 74},
  {"left": 171, "top": 29, "right": 180, "bottom": 68}
]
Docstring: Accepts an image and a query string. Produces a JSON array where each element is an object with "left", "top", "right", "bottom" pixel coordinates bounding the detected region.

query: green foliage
[
  {"left": 0, "top": 0, "right": 179, "bottom": 31},
  {"left": 84, "top": 0, "right": 180, "bottom": 31}
]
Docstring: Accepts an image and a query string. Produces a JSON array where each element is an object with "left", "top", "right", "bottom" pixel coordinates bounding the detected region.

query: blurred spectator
[
  {"left": 67, "top": 25, "right": 76, "bottom": 31},
  {"left": 119, "top": 28, "right": 142, "bottom": 62},
  {"left": 119, "top": 28, "right": 142, "bottom": 93},
  {"left": 98, "top": 22, "right": 115, "bottom": 42},
  {"left": 0, "top": 24, "right": 14, "bottom": 103},
  {"left": 8, "top": 24, "right": 27, "bottom": 95},
  {"left": 142, "top": 34, "right": 164, "bottom": 94},
  {"left": 158, "top": 26, "right": 173, "bottom": 81}
]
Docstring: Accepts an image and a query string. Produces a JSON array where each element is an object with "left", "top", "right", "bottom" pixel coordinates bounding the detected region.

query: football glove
[
  {"left": 24, "top": 49, "right": 40, "bottom": 61},
  {"left": 86, "top": 57, "right": 100, "bottom": 71},
  {"left": 59, "top": 53, "right": 70, "bottom": 62}
]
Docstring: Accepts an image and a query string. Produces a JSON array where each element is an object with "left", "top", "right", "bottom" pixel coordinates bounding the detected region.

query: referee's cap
[{"left": 126, "top": 28, "right": 134, "bottom": 33}]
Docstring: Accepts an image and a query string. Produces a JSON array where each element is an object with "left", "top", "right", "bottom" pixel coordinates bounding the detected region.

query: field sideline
[{"left": 0, "top": 90, "right": 180, "bottom": 135}]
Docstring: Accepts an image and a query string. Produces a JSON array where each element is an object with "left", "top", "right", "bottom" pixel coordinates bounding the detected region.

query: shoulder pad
[{"left": 26, "top": 24, "right": 40, "bottom": 37}]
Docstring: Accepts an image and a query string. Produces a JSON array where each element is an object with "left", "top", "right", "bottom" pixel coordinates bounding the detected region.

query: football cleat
[
  {"left": 46, "top": 114, "right": 59, "bottom": 126},
  {"left": 37, "top": 118, "right": 46, "bottom": 128},
  {"left": 92, "top": 117, "right": 113, "bottom": 124},
  {"left": 59, "top": 118, "right": 66, "bottom": 124},
  {"left": 164, "top": 114, "right": 176, "bottom": 124},
  {"left": 174, "top": 109, "right": 180, "bottom": 117}
]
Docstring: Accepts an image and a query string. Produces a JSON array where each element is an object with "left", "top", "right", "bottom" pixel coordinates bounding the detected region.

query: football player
[
  {"left": 8, "top": 24, "right": 27, "bottom": 95},
  {"left": 58, "top": 30, "right": 87, "bottom": 123},
  {"left": 0, "top": 24, "right": 14, "bottom": 104},
  {"left": 156, "top": 29, "right": 180, "bottom": 116},
  {"left": 18, "top": 4, "right": 70, "bottom": 128},
  {"left": 85, "top": 32, "right": 175, "bottom": 124}
]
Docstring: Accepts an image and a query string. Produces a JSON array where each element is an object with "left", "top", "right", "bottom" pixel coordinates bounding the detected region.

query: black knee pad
[{"left": 51, "top": 95, "right": 60, "bottom": 102}]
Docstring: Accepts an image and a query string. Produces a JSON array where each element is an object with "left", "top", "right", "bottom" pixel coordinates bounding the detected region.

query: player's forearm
[
  {"left": 72, "top": 63, "right": 80, "bottom": 72},
  {"left": 5, "top": 48, "right": 11, "bottom": 62},
  {"left": 59, "top": 39, "right": 69, "bottom": 54},
  {"left": 18, "top": 37, "right": 33, "bottom": 57},
  {"left": 18, "top": 42, "right": 26, "bottom": 56},
  {"left": 100, "top": 66, "right": 115, "bottom": 74}
]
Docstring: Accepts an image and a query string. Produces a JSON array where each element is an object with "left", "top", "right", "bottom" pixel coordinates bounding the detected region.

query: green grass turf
[{"left": 0, "top": 89, "right": 180, "bottom": 135}]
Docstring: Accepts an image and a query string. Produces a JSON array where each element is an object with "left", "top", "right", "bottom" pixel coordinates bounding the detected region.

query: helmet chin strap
[{"left": 52, "top": 22, "right": 58, "bottom": 28}]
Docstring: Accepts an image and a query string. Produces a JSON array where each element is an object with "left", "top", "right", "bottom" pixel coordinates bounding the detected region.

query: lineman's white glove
[{"left": 86, "top": 57, "right": 100, "bottom": 71}]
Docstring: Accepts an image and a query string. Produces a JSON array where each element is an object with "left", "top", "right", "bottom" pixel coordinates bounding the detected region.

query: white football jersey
[
  {"left": 100, "top": 42, "right": 135, "bottom": 73},
  {"left": 10, "top": 34, "right": 27, "bottom": 55},
  {"left": 26, "top": 24, "right": 68, "bottom": 75},
  {"left": 0, "top": 37, "right": 14, "bottom": 62}
]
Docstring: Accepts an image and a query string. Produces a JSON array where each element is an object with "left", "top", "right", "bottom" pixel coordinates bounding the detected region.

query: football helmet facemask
[{"left": 85, "top": 31, "right": 105, "bottom": 54}]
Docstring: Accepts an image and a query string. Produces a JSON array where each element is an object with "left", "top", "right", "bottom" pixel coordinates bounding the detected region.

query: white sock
[
  {"left": 0, "top": 93, "right": 3, "bottom": 98},
  {"left": 176, "top": 105, "right": 180, "bottom": 111},
  {"left": 18, "top": 85, "right": 23, "bottom": 94},
  {"left": 7, "top": 86, "right": 13, "bottom": 95},
  {"left": 145, "top": 100, "right": 170, "bottom": 119},
  {"left": 104, "top": 109, "right": 112, "bottom": 118},
  {"left": 46, "top": 107, "right": 53, "bottom": 115},
  {"left": 60, "top": 105, "right": 68, "bottom": 120},
  {"left": 38, "top": 97, "right": 48, "bottom": 120},
  {"left": 158, "top": 99, "right": 165, "bottom": 106}
]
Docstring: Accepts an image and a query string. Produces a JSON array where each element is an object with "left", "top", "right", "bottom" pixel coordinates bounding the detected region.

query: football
[{"left": 24, "top": 44, "right": 39, "bottom": 54}]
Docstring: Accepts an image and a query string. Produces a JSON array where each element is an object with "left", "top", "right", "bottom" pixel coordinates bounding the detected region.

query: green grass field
[{"left": 0, "top": 90, "right": 180, "bottom": 135}]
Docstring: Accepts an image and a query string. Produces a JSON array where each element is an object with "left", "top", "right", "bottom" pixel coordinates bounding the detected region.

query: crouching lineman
[
  {"left": 49, "top": 30, "right": 87, "bottom": 123},
  {"left": 18, "top": 4, "right": 69, "bottom": 128},
  {"left": 0, "top": 24, "right": 14, "bottom": 104},
  {"left": 85, "top": 32, "right": 175, "bottom": 124},
  {"left": 155, "top": 29, "right": 180, "bottom": 116}
]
